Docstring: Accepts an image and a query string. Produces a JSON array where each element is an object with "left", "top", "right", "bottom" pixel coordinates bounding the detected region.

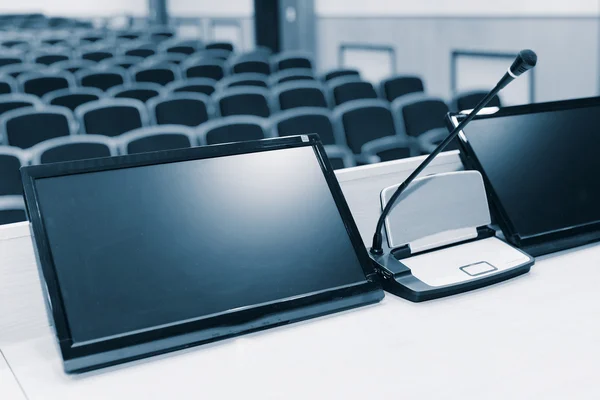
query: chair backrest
[
  {"left": 0, "top": 55, "right": 23, "bottom": 68},
  {"left": 333, "top": 99, "right": 397, "bottom": 154},
  {"left": 380, "top": 75, "right": 425, "bottom": 102},
  {"left": 0, "top": 63, "right": 46, "bottom": 78},
  {"left": 123, "top": 43, "right": 157, "bottom": 59},
  {"left": 0, "top": 93, "right": 42, "bottom": 117},
  {"left": 18, "top": 70, "right": 75, "bottom": 97},
  {"left": 196, "top": 115, "right": 268, "bottom": 145},
  {"left": 391, "top": 94, "right": 450, "bottom": 137},
  {"left": 31, "top": 51, "right": 70, "bottom": 66},
  {"left": 214, "top": 86, "right": 271, "bottom": 117},
  {"left": 148, "top": 28, "right": 175, "bottom": 42},
  {"left": 0, "top": 76, "right": 17, "bottom": 94},
  {"left": 107, "top": 82, "right": 163, "bottom": 102},
  {"left": 0, "top": 196, "right": 26, "bottom": 225},
  {"left": 118, "top": 125, "right": 196, "bottom": 154},
  {"left": 205, "top": 42, "right": 234, "bottom": 52},
  {"left": 271, "top": 81, "right": 329, "bottom": 111},
  {"left": 182, "top": 59, "right": 226, "bottom": 81},
  {"left": 271, "top": 108, "right": 340, "bottom": 146},
  {"left": 81, "top": 49, "right": 115, "bottom": 63},
  {"left": 164, "top": 78, "right": 217, "bottom": 96},
  {"left": 322, "top": 68, "right": 360, "bottom": 82},
  {"left": 271, "top": 51, "right": 313, "bottom": 71},
  {"left": 0, "top": 146, "right": 28, "bottom": 195},
  {"left": 30, "top": 134, "right": 117, "bottom": 164},
  {"left": 100, "top": 55, "right": 144, "bottom": 70},
  {"left": 216, "top": 73, "right": 269, "bottom": 90},
  {"left": 454, "top": 90, "right": 502, "bottom": 112},
  {"left": 42, "top": 87, "right": 104, "bottom": 111},
  {"left": 200, "top": 49, "right": 232, "bottom": 61},
  {"left": 77, "top": 67, "right": 129, "bottom": 91},
  {"left": 51, "top": 59, "right": 96, "bottom": 74},
  {"left": 330, "top": 77, "right": 378, "bottom": 105},
  {"left": 76, "top": 98, "right": 149, "bottom": 137},
  {"left": 0, "top": 106, "right": 75, "bottom": 148},
  {"left": 323, "top": 145, "right": 356, "bottom": 170},
  {"left": 269, "top": 68, "right": 314, "bottom": 86},
  {"left": 228, "top": 54, "right": 271, "bottom": 75},
  {"left": 158, "top": 39, "right": 203, "bottom": 55},
  {"left": 142, "top": 53, "right": 187, "bottom": 67},
  {"left": 148, "top": 92, "right": 212, "bottom": 127},
  {"left": 131, "top": 64, "right": 180, "bottom": 86}
]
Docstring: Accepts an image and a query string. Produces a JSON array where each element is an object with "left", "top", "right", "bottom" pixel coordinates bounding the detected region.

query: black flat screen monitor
[
  {"left": 22, "top": 135, "right": 383, "bottom": 373},
  {"left": 448, "top": 97, "right": 600, "bottom": 256}
]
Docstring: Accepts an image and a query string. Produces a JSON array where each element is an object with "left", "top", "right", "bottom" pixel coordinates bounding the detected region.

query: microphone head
[{"left": 510, "top": 49, "right": 537, "bottom": 76}]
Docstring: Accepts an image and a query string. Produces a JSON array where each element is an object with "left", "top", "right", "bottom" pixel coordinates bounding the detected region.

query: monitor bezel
[
  {"left": 447, "top": 96, "right": 600, "bottom": 248},
  {"left": 21, "top": 134, "right": 382, "bottom": 372}
]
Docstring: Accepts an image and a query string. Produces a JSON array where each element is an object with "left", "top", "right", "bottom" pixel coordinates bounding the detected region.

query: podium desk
[{"left": 1, "top": 152, "right": 599, "bottom": 399}]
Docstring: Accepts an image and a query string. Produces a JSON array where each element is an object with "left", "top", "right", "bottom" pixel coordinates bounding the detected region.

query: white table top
[
  {"left": 0, "top": 350, "right": 25, "bottom": 400},
  {"left": 3, "top": 242, "right": 600, "bottom": 400}
]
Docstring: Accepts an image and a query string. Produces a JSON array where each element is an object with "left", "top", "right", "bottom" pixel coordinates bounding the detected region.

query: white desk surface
[
  {"left": 0, "top": 350, "right": 25, "bottom": 400},
  {"left": 3, "top": 243, "right": 600, "bottom": 400}
]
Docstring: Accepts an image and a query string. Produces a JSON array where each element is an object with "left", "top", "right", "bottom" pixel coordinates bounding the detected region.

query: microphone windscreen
[{"left": 511, "top": 49, "right": 537, "bottom": 76}]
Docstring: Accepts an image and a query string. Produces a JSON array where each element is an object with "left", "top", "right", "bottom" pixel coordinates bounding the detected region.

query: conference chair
[
  {"left": 107, "top": 82, "right": 163, "bottom": 102},
  {"left": 0, "top": 63, "right": 46, "bottom": 78},
  {"left": 196, "top": 115, "right": 269, "bottom": 145},
  {"left": 77, "top": 31, "right": 108, "bottom": 44},
  {"left": 0, "top": 76, "right": 17, "bottom": 94},
  {"left": 18, "top": 70, "right": 75, "bottom": 97},
  {"left": 43, "top": 87, "right": 104, "bottom": 111},
  {"left": 379, "top": 75, "right": 425, "bottom": 102},
  {"left": 228, "top": 54, "right": 271, "bottom": 75},
  {"left": 322, "top": 68, "right": 360, "bottom": 82},
  {"left": 131, "top": 64, "right": 180, "bottom": 86},
  {"left": 453, "top": 90, "right": 502, "bottom": 112},
  {"left": 391, "top": 94, "right": 453, "bottom": 154},
  {"left": 148, "top": 27, "right": 175, "bottom": 42},
  {"left": 214, "top": 87, "right": 271, "bottom": 117},
  {"left": 269, "top": 68, "right": 314, "bottom": 86},
  {"left": 118, "top": 125, "right": 196, "bottom": 154},
  {"left": 148, "top": 92, "right": 212, "bottom": 127},
  {"left": 0, "top": 38, "right": 28, "bottom": 48},
  {"left": 183, "top": 59, "right": 226, "bottom": 81},
  {"left": 270, "top": 108, "right": 341, "bottom": 146},
  {"left": 123, "top": 43, "right": 157, "bottom": 59},
  {"left": 271, "top": 81, "right": 329, "bottom": 111},
  {"left": 30, "top": 135, "right": 117, "bottom": 164},
  {"left": 200, "top": 48, "right": 233, "bottom": 61},
  {"left": 51, "top": 59, "right": 96, "bottom": 74},
  {"left": 330, "top": 77, "right": 378, "bottom": 106},
  {"left": 216, "top": 73, "right": 269, "bottom": 90},
  {"left": 143, "top": 53, "right": 187, "bottom": 66},
  {"left": 38, "top": 35, "right": 70, "bottom": 47},
  {"left": 116, "top": 31, "right": 144, "bottom": 41},
  {"left": 271, "top": 51, "right": 313, "bottom": 71},
  {"left": 0, "top": 106, "right": 75, "bottom": 149},
  {"left": 0, "top": 94, "right": 42, "bottom": 117},
  {"left": 81, "top": 50, "right": 115, "bottom": 63},
  {"left": 333, "top": 99, "right": 414, "bottom": 163},
  {"left": 158, "top": 39, "right": 203, "bottom": 55},
  {"left": 77, "top": 67, "right": 129, "bottom": 91},
  {"left": 30, "top": 50, "right": 70, "bottom": 66},
  {"left": 76, "top": 98, "right": 149, "bottom": 137},
  {"left": 100, "top": 56, "right": 144, "bottom": 70},
  {"left": 165, "top": 78, "right": 217, "bottom": 96},
  {"left": 323, "top": 145, "right": 356, "bottom": 170},
  {"left": 0, "top": 146, "right": 28, "bottom": 195},
  {"left": 0, "top": 55, "right": 23, "bottom": 68},
  {"left": 0, "top": 196, "right": 26, "bottom": 225},
  {"left": 205, "top": 42, "right": 234, "bottom": 52}
]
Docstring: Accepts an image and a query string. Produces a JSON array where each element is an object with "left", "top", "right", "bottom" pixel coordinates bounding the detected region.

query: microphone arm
[{"left": 370, "top": 49, "right": 537, "bottom": 255}]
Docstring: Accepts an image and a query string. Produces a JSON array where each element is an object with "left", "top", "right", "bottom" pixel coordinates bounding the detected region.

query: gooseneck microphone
[{"left": 370, "top": 49, "right": 537, "bottom": 255}]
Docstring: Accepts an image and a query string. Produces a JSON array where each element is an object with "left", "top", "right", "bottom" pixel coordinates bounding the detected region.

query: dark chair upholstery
[
  {"left": 149, "top": 93, "right": 211, "bottom": 127},
  {"left": 322, "top": 68, "right": 360, "bottom": 82},
  {"left": 34, "top": 53, "right": 69, "bottom": 66},
  {"left": 274, "top": 82, "right": 328, "bottom": 110},
  {"left": 77, "top": 99, "right": 147, "bottom": 137},
  {"left": 0, "top": 77, "right": 16, "bottom": 94},
  {"left": 269, "top": 68, "right": 314, "bottom": 86},
  {"left": 272, "top": 52, "right": 313, "bottom": 71},
  {"left": 216, "top": 87, "right": 271, "bottom": 117},
  {"left": 230, "top": 60, "right": 271, "bottom": 75},
  {"left": 1, "top": 107, "right": 73, "bottom": 149},
  {"left": 166, "top": 78, "right": 217, "bottom": 96},
  {"left": 0, "top": 148, "right": 26, "bottom": 195},
  {"left": 32, "top": 136, "right": 115, "bottom": 164},
  {"left": 401, "top": 99, "right": 450, "bottom": 137},
  {"left": 272, "top": 108, "right": 337, "bottom": 145},
  {"left": 132, "top": 66, "right": 178, "bottom": 86},
  {"left": 19, "top": 72, "right": 74, "bottom": 97},
  {"left": 454, "top": 91, "right": 502, "bottom": 111},
  {"left": 205, "top": 42, "right": 234, "bottom": 52},
  {"left": 197, "top": 116, "right": 267, "bottom": 145},
  {"left": 324, "top": 145, "right": 356, "bottom": 170},
  {"left": 0, "top": 56, "right": 22, "bottom": 68},
  {"left": 184, "top": 60, "right": 225, "bottom": 81},
  {"left": 81, "top": 51, "right": 114, "bottom": 63},
  {"left": 216, "top": 73, "right": 268, "bottom": 90},
  {"left": 0, "top": 94, "right": 40, "bottom": 117},
  {"left": 79, "top": 69, "right": 127, "bottom": 91},
  {"left": 43, "top": 88, "right": 103, "bottom": 111},
  {"left": 51, "top": 59, "right": 96, "bottom": 73},
  {"left": 332, "top": 80, "right": 378, "bottom": 105},
  {"left": 100, "top": 56, "right": 144, "bottom": 70},
  {"left": 108, "top": 83, "right": 162, "bottom": 102},
  {"left": 120, "top": 126, "right": 195, "bottom": 154},
  {"left": 381, "top": 76, "right": 424, "bottom": 102},
  {"left": 334, "top": 99, "right": 397, "bottom": 154}
]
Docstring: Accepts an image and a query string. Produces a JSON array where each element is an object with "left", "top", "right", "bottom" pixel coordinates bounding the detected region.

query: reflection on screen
[
  {"left": 36, "top": 146, "right": 367, "bottom": 344},
  {"left": 463, "top": 105, "right": 600, "bottom": 238}
]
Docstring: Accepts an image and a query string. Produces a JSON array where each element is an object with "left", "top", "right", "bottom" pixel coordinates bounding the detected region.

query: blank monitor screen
[
  {"left": 459, "top": 103, "right": 600, "bottom": 240},
  {"left": 34, "top": 145, "right": 369, "bottom": 344}
]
